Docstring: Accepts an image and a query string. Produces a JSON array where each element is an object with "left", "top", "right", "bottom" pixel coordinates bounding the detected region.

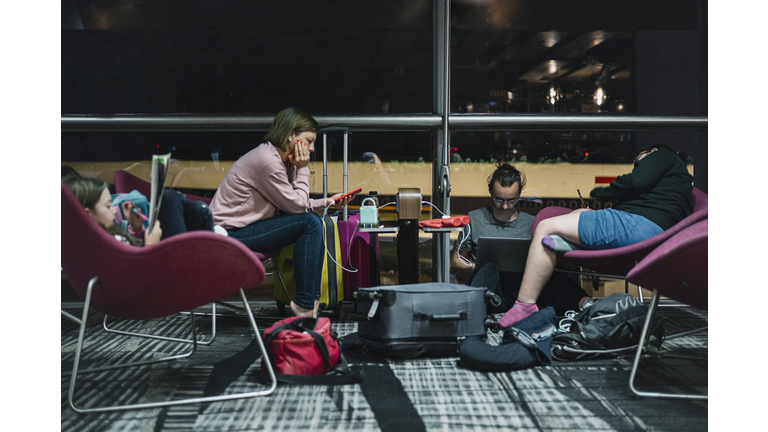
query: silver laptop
[{"left": 474, "top": 237, "right": 532, "bottom": 273}]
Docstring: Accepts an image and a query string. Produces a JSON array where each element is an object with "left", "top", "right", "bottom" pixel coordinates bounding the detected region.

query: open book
[{"left": 147, "top": 153, "right": 171, "bottom": 234}]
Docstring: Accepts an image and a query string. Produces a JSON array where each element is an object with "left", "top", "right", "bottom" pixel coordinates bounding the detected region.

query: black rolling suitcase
[{"left": 355, "top": 283, "right": 488, "bottom": 358}]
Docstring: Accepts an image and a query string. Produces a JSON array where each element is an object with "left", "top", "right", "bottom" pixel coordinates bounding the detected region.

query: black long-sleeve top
[{"left": 589, "top": 149, "right": 694, "bottom": 231}]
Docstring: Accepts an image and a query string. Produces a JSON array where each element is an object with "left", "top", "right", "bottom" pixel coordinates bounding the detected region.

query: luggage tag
[
  {"left": 355, "top": 290, "right": 396, "bottom": 320},
  {"left": 368, "top": 298, "right": 380, "bottom": 320}
]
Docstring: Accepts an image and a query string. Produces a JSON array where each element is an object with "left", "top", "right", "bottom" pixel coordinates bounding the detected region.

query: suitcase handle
[
  {"left": 418, "top": 312, "right": 467, "bottom": 322},
  {"left": 322, "top": 126, "right": 350, "bottom": 133}
]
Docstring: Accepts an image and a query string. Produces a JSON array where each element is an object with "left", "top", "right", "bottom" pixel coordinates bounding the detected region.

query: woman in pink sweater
[{"left": 210, "top": 107, "right": 350, "bottom": 318}]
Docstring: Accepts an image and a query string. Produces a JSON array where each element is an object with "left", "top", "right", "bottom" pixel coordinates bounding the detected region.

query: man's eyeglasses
[{"left": 493, "top": 196, "right": 519, "bottom": 207}]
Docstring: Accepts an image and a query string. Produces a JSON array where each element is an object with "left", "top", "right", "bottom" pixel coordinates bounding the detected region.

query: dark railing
[{"left": 61, "top": 113, "right": 706, "bottom": 132}]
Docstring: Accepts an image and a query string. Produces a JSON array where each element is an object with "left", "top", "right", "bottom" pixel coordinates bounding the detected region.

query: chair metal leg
[
  {"left": 103, "top": 303, "right": 217, "bottom": 345},
  {"left": 556, "top": 268, "right": 650, "bottom": 301},
  {"left": 556, "top": 268, "right": 637, "bottom": 303},
  {"left": 273, "top": 262, "right": 292, "bottom": 302},
  {"left": 67, "top": 277, "right": 277, "bottom": 413},
  {"left": 61, "top": 309, "right": 81, "bottom": 325},
  {"left": 628, "top": 288, "right": 707, "bottom": 399},
  {"left": 69, "top": 278, "right": 198, "bottom": 396}
]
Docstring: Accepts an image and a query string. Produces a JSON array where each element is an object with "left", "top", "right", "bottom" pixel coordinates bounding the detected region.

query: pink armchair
[
  {"left": 627, "top": 219, "right": 708, "bottom": 399},
  {"left": 61, "top": 182, "right": 275, "bottom": 412}
]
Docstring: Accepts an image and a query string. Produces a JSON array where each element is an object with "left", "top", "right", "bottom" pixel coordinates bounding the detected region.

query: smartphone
[
  {"left": 577, "top": 189, "right": 586, "bottom": 208},
  {"left": 334, "top": 187, "right": 363, "bottom": 203}
]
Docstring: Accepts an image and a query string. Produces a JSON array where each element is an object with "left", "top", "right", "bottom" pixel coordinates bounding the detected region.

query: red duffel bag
[{"left": 260, "top": 316, "right": 340, "bottom": 376}]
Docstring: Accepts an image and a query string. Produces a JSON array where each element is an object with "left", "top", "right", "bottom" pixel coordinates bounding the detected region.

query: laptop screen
[{"left": 474, "top": 237, "right": 532, "bottom": 273}]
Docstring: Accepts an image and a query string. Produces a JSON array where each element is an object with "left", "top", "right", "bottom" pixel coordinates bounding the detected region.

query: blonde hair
[
  {"left": 263, "top": 107, "right": 320, "bottom": 152},
  {"left": 62, "top": 175, "right": 109, "bottom": 210}
]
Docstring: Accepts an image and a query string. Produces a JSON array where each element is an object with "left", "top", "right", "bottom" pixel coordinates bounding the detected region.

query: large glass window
[
  {"left": 62, "top": 1, "right": 434, "bottom": 116},
  {"left": 62, "top": 0, "right": 705, "bottom": 165},
  {"left": 447, "top": 0, "right": 703, "bottom": 165}
]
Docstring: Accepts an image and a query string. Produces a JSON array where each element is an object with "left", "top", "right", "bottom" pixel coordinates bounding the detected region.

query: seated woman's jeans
[{"left": 227, "top": 212, "right": 324, "bottom": 310}]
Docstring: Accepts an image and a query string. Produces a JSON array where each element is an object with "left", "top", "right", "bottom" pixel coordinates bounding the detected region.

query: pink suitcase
[
  {"left": 322, "top": 126, "right": 381, "bottom": 301},
  {"left": 338, "top": 214, "right": 380, "bottom": 299}
]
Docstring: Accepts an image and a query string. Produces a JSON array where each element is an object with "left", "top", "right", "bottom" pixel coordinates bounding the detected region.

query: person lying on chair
[
  {"left": 63, "top": 175, "right": 220, "bottom": 247},
  {"left": 450, "top": 162, "right": 592, "bottom": 316},
  {"left": 498, "top": 144, "right": 694, "bottom": 328}
]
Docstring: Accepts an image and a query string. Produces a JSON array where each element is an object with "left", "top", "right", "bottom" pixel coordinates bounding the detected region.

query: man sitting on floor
[{"left": 450, "top": 162, "right": 592, "bottom": 316}]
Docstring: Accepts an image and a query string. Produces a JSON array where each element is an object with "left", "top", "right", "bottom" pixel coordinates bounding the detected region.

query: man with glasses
[{"left": 451, "top": 163, "right": 591, "bottom": 316}]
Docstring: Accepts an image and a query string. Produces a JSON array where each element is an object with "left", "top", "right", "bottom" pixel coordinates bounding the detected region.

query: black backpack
[{"left": 551, "top": 293, "right": 665, "bottom": 361}]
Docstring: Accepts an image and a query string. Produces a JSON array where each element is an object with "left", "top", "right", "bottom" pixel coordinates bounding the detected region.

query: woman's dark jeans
[{"left": 227, "top": 212, "right": 324, "bottom": 310}]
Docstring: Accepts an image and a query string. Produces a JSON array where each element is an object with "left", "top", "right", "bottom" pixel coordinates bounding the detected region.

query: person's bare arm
[{"left": 451, "top": 249, "right": 475, "bottom": 275}]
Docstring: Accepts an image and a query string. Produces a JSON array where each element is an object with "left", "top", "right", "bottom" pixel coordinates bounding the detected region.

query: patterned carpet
[{"left": 61, "top": 301, "right": 707, "bottom": 431}]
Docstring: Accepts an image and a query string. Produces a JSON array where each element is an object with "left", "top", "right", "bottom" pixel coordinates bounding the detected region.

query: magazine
[{"left": 147, "top": 153, "right": 171, "bottom": 234}]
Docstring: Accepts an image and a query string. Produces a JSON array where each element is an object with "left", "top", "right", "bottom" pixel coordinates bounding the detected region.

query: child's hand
[
  {"left": 122, "top": 201, "right": 144, "bottom": 232},
  {"left": 145, "top": 221, "right": 162, "bottom": 245}
]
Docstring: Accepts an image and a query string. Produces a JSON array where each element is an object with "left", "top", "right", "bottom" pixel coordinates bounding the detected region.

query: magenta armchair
[
  {"left": 626, "top": 219, "right": 708, "bottom": 399},
  {"left": 61, "top": 182, "right": 276, "bottom": 412}
]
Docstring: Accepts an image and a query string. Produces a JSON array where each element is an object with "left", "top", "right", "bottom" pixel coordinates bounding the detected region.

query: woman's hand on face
[
  {"left": 144, "top": 221, "right": 162, "bottom": 245},
  {"left": 289, "top": 138, "right": 311, "bottom": 169},
  {"left": 122, "top": 201, "right": 144, "bottom": 232}
]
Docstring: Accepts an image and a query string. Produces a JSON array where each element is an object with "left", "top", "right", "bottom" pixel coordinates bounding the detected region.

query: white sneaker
[
  {"left": 579, "top": 297, "right": 595, "bottom": 310},
  {"left": 213, "top": 225, "right": 229, "bottom": 237}
]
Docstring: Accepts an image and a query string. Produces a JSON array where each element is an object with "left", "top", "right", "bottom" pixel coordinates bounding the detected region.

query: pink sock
[{"left": 498, "top": 301, "right": 539, "bottom": 328}]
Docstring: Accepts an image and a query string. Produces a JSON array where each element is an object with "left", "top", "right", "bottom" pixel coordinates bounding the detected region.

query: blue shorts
[{"left": 577, "top": 208, "right": 663, "bottom": 250}]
